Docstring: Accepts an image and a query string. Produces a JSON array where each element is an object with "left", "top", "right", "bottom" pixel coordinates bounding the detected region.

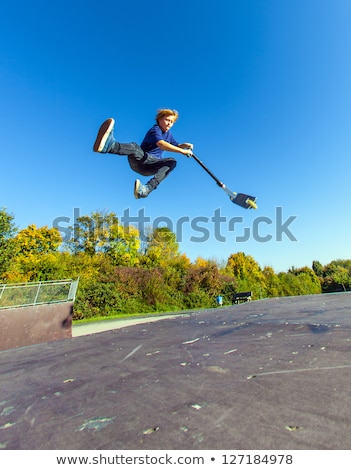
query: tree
[
  {"left": 288, "top": 266, "right": 321, "bottom": 293},
  {"left": 278, "top": 266, "right": 321, "bottom": 296},
  {"left": 262, "top": 266, "right": 281, "bottom": 297},
  {"left": 181, "top": 258, "right": 229, "bottom": 308},
  {"left": 319, "top": 259, "right": 351, "bottom": 292},
  {"left": 3, "top": 225, "right": 63, "bottom": 282},
  {"left": 312, "top": 260, "right": 324, "bottom": 277},
  {"left": 226, "top": 252, "right": 266, "bottom": 296},
  {"left": 66, "top": 211, "right": 118, "bottom": 256},
  {"left": 331, "top": 266, "right": 350, "bottom": 292},
  {"left": 0, "top": 208, "right": 18, "bottom": 278},
  {"left": 161, "top": 253, "right": 191, "bottom": 293},
  {"left": 65, "top": 211, "right": 141, "bottom": 265},
  {"left": 142, "top": 227, "right": 180, "bottom": 266},
  {"left": 107, "top": 224, "right": 140, "bottom": 266},
  {"left": 15, "top": 224, "right": 61, "bottom": 255}
]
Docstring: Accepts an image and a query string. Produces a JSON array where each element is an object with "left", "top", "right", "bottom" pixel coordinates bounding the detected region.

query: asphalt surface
[
  {"left": 1, "top": 292, "right": 351, "bottom": 450},
  {"left": 72, "top": 314, "right": 186, "bottom": 337}
]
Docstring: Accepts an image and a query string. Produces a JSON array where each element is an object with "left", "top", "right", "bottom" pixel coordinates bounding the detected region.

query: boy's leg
[
  {"left": 146, "top": 158, "right": 177, "bottom": 189},
  {"left": 129, "top": 155, "right": 177, "bottom": 199},
  {"left": 93, "top": 118, "right": 144, "bottom": 158},
  {"left": 93, "top": 118, "right": 115, "bottom": 153}
]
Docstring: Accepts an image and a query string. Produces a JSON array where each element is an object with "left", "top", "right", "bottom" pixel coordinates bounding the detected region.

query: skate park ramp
[{"left": 0, "top": 292, "right": 351, "bottom": 450}]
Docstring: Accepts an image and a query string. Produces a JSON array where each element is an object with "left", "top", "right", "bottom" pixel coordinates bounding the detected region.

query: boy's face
[{"left": 158, "top": 115, "right": 176, "bottom": 132}]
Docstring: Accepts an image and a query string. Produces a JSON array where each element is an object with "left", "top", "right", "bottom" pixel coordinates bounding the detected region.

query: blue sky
[{"left": 1, "top": 0, "right": 350, "bottom": 273}]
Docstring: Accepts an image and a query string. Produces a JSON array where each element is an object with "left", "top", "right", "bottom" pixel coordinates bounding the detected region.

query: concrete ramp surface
[{"left": 0, "top": 293, "right": 350, "bottom": 450}]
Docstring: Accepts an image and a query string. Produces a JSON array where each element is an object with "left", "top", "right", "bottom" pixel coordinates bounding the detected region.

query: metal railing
[{"left": 0, "top": 279, "right": 79, "bottom": 309}]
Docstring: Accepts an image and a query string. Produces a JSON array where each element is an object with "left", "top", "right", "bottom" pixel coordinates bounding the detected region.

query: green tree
[
  {"left": 161, "top": 253, "right": 191, "bottom": 293},
  {"left": 317, "top": 259, "right": 351, "bottom": 292},
  {"left": 312, "top": 260, "right": 324, "bottom": 277},
  {"left": 107, "top": 224, "right": 140, "bottom": 266},
  {"left": 142, "top": 227, "right": 180, "bottom": 266},
  {"left": 288, "top": 266, "right": 321, "bottom": 293},
  {"left": 66, "top": 211, "right": 141, "bottom": 266},
  {"left": 278, "top": 266, "right": 321, "bottom": 296},
  {"left": 66, "top": 211, "right": 118, "bottom": 255},
  {"left": 331, "top": 266, "right": 350, "bottom": 291},
  {"left": 0, "top": 208, "right": 18, "bottom": 278},
  {"left": 262, "top": 266, "right": 281, "bottom": 297}
]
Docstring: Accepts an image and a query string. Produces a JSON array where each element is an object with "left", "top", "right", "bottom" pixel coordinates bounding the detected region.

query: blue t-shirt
[{"left": 140, "top": 124, "right": 179, "bottom": 159}]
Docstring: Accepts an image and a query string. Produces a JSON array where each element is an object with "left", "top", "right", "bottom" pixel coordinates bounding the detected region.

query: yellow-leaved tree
[
  {"left": 4, "top": 224, "right": 62, "bottom": 282},
  {"left": 226, "top": 252, "right": 267, "bottom": 298}
]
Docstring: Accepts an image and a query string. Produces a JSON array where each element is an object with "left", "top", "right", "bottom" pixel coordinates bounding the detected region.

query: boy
[{"left": 93, "top": 109, "right": 193, "bottom": 199}]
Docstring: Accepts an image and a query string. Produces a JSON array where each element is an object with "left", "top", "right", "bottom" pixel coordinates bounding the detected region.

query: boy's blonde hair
[{"left": 156, "top": 108, "right": 179, "bottom": 123}]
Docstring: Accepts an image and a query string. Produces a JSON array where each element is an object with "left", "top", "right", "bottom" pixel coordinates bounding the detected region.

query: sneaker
[
  {"left": 134, "top": 179, "right": 150, "bottom": 199},
  {"left": 93, "top": 118, "right": 115, "bottom": 153}
]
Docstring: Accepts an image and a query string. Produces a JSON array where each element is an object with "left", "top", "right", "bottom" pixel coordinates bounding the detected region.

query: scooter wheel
[{"left": 246, "top": 199, "right": 257, "bottom": 210}]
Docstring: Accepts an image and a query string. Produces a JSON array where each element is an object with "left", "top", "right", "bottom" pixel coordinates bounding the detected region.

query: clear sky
[{"left": 1, "top": 0, "right": 350, "bottom": 273}]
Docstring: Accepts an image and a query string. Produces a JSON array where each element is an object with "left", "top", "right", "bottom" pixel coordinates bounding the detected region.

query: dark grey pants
[{"left": 109, "top": 142, "right": 177, "bottom": 190}]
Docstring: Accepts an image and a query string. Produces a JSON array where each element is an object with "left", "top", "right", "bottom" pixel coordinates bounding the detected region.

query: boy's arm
[
  {"left": 157, "top": 140, "right": 193, "bottom": 155},
  {"left": 178, "top": 143, "right": 193, "bottom": 150}
]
